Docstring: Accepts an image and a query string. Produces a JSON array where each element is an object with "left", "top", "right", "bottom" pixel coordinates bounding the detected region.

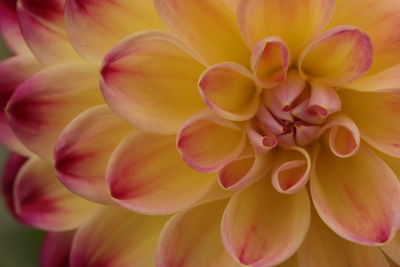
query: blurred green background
[{"left": 0, "top": 39, "right": 44, "bottom": 267}]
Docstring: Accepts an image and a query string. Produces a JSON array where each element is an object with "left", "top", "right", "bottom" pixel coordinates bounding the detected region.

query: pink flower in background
[{"left": 1, "top": 0, "right": 400, "bottom": 266}]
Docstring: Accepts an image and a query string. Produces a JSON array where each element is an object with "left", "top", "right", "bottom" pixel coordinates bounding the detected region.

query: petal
[
  {"left": 318, "top": 113, "right": 361, "bottom": 158},
  {"left": 6, "top": 62, "right": 103, "bottom": 160},
  {"left": 271, "top": 147, "right": 311, "bottom": 194},
  {"left": 246, "top": 122, "right": 278, "bottom": 153},
  {"left": 297, "top": 211, "right": 390, "bottom": 267},
  {"left": 13, "top": 157, "right": 98, "bottom": 231},
  {"left": 65, "top": 0, "right": 163, "bottom": 63},
  {"left": 198, "top": 62, "right": 260, "bottom": 121},
  {"left": 0, "top": 0, "right": 30, "bottom": 54},
  {"left": 382, "top": 232, "right": 400, "bottom": 265},
  {"left": 311, "top": 144, "right": 400, "bottom": 245},
  {"left": 177, "top": 113, "right": 246, "bottom": 173},
  {"left": 107, "top": 132, "right": 215, "bottom": 215},
  {"left": 238, "top": 0, "right": 335, "bottom": 56},
  {"left": 70, "top": 207, "right": 169, "bottom": 267},
  {"left": 55, "top": 105, "right": 132, "bottom": 204},
  {"left": 17, "top": 0, "right": 80, "bottom": 65},
  {"left": 218, "top": 146, "right": 273, "bottom": 190},
  {"left": 157, "top": 200, "right": 241, "bottom": 267},
  {"left": 251, "top": 36, "right": 290, "bottom": 88},
  {"left": 40, "top": 231, "right": 75, "bottom": 267},
  {"left": 222, "top": 178, "right": 311, "bottom": 266},
  {"left": 308, "top": 83, "right": 341, "bottom": 119},
  {"left": 339, "top": 90, "right": 400, "bottom": 157},
  {"left": 155, "top": 0, "right": 249, "bottom": 65},
  {"left": 330, "top": 0, "right": 400, "bottom": 74},
  {"left": 101, "top": 31, "right": 206, "bottom": 135},
  {"left": 299, "top": 26, "right": 373, "bottom": 86}
]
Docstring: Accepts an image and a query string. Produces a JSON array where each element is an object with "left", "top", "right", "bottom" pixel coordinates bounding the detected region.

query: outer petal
[
  {"left": 177, "top": 114, "right": 246, "bottom": 173},
  {"left": 65, "top": 0, "right": 163, "bottom": 63},
  {"left": 0, "top": 0, "right": 30, "bottom": 54},
  {"left": 311, "top": 144, "right": 400, "bottom": 245},
  {"left": 298, "top": 26, "right": 373, "bottom": 87},
  {"left": 13, "top": 157, "right": 98, "bottom": 231},
  {"left": 271, "top": 147, "right": 311, "bottom": 194},
  {"left": 198, "top": 62, "right": 260, "bottom": 121},
  {"left": 238, "top": 0, "right": 335, "bottom": 56},
  {"left": 0, "top": 55, "right": 41, "bottom": 155},
  {"left": 101, "top": 31, "right": 206, "bottom": 134},
  {"left": 6, "top": 62, "right": 103, "bottom": 160},
  {"left": 107, "top": 132, "right": 215, "bottom": 215},
  {"left": 70, "top": 206, "right": 169, "bottom": 267},
  {"left": 155, "top": 0, "right": 249, "bottom": 65},
  {"left": 40, "top": 231, "right": 75, "bottom": 267},
  {"left": 330, "top": 0, "right": 400, "bottom": 74},
  {"left": 297, "top": 211, "right": 390, "bottom": 267},
  {"left": 222, "top": 178, "right": 311, "bottom": 266},
  {"left": 340, "top": 90, "right": 400, "bottom": 157},
  {"left": 157, "top": 200, "right": 241, "bottom": 267},
  {"left": 55, "top": 105, "right": 132, "bottom": 204},
  {"left": 382, "top": 232, "right": 400, "bottom": 265},
  {"left": 17, "top": 0, "right": 80, "bottom": 65}
]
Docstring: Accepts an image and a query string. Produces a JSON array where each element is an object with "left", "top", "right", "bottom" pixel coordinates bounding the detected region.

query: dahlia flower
[{"left": 1, "top": 0, "right": 400, "bottom": 266}]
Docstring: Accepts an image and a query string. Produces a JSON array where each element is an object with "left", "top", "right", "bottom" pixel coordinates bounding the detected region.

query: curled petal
[
  {"left": 256, "top": 104, "right": 285, "bottom": 135},
  {"left": 17, "top": 0, "right": 80, "bottom": 65},
  {"left": 382, "top": 232, "right": 400, "bottom": 265},
  {"left": 294, "top": 122, "right": 320, "bottom": 146},
  {"left": 157, "top": 200, "right": 241, "bottom": 267},
  {"left": 199, "top": 62, "right": 260, "bottom": 121},
  {"left": 299, "top": 26, "right": 373, "bottom": 86},
  {"left": 101, "top": 31, "right": 206, "bottom": 135},
  {"left": 107, "top": 132, "right": 215, "bottom": 215},
  {"left": 70, "top": 207, "right": 169, "bottom": 267},
  {"left": 40, "top": 231, "right": 75, "bottom": 267},
  {"left": 55, "top": 105, "right": 131, "bottom": 204},
  {"left": 238, "top": 0, "right": 335, "bottom": 55},
  {"left": 155, "top": 0, "right": 249, "bottom": 65},
  {"left": 13, "top": 157, "right": 98, "bottom": 231},
  {"left": 272, "top": 147, "right": 311, "bottom": 194},
  {"left": 308, "top": 83, "right": 341, "bottom": 118},
  {"left": 177, "top": 114, "right": 246, "bottom": 173},
  {"left": 297, "top": 211, "right": 390, "bottom": 267},
  {"left": 251, "top": 36, "right": 290, "bottom": 88},
  {"left": 247, "top": 122, "right": 278, "bottom": 153},
  {"left": 311, "top": 144, "right": 400, "bottom": 245},
  {"left": 6, "top": 62, "right": 103, "bottom": 160},
  {"left": 218, "top": 147, "right": 273, "bottom": 190},
  {"left": 222, "top": 178, "right": 311, "bottom": 266},
  {"left": 65, "top": 0, "right": 163, "bottom": 63},
  {"left": 340, "top": 90, "right": 400, "bottom": 157},
  {"left": 318, "top": 113, "right": 360, "bottom": 158}
]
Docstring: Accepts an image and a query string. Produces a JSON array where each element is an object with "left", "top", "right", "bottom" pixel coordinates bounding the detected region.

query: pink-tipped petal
[
  {"left": 256, "top": 104, "right": 286, "bottom": 135},
  {"left": 299, "top": 26, "right": 373, "bottom": 86},
  {"left": 70, "top": 207, "right": 169, "bottom": 267},
  {"left": 340, "top": 89, "right": 400, "bottom": 157},
  {"left": 294, "top": 122, "right": 321, "bottom": 146},
  {"left": 65, "top": 0, "right": 163, "bottom": 63},
  {"left": 6, "top": 62, "right": 103, "bottom": 160},
  {"left": 157, "top": 200, "right": 241, "bottom": 267},
  {"left": 297, "top": 211, "right": 390, "bottom": 267},
  {"left": 155, "top": 0, "right": 249, "bottom": 65},
  {"left": 246, "top": 122, "right": 278, "bottom": 153},
  {"left": 382, "top": 232, "right": 400, "bottom": 265},
  {"left": 177, "top": 114, "right": 246, "bottom": 173},
  {"left": 107, "top": 132, "right": 215, "bottom": 215},
  {"left": 238, "top": 0, "right": 335, "bottom": 56},
  {"left": 272, "top": 147, "right": 311, "bottom": 194},
  {"left": 318, "top": 113, "right": 360, "bottom": 158},
  {"left": 17, "top": 0, "right": 80, "bottom": 65},
  {"left": 40, "top": 231, "right": 75, "bottom": 267},
  {"left": 311, "top": 144, "right": 400, "bottom": 245},
  {"left": 199, "top": 62, "right": 260, "bottom": 121},
  {"left": 222, "top": 178, "right": 311, "bottom": 266},
  {"left": 101, "top": 31, "right": 206, "bottom": 135},
  {"left": 251, "top": 36, "right": 290, "bottom": 88},
  {"left": 308, "top": 83, "right": 341, "bottom": 118},
  {"left": 55, "top": 105, "right": 132, "bottom": 204},
  {"left": 13, "top": 157, "right": 98, "bottom": 231},
  {"left": 218, "top": 147, "right": 273, "bottom": 191}
]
